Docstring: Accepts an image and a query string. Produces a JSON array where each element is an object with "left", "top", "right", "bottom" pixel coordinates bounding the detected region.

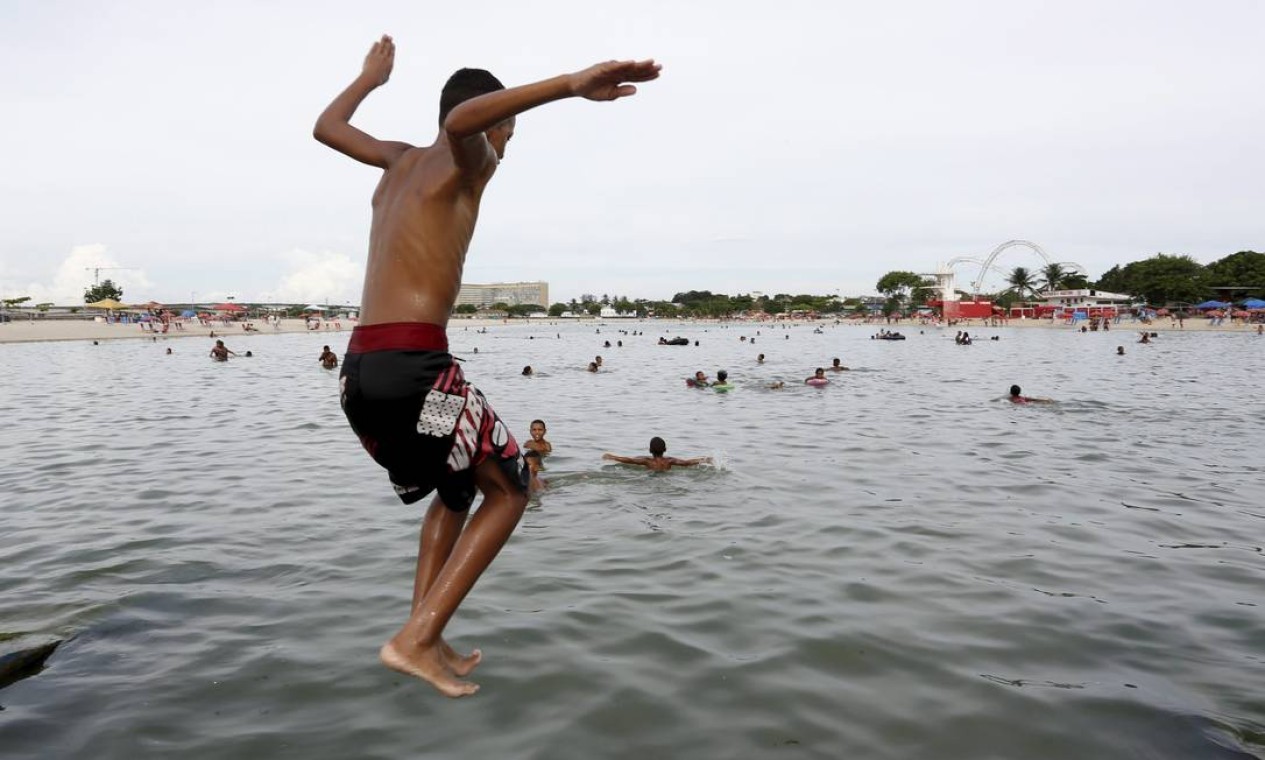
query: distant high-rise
[{"left": 455, "top": 281, "right": 549, "bottom": 309}]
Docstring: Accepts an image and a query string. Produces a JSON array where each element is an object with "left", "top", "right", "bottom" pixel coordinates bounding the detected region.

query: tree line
[{"left": 876, "top": 250, "right": 1264, "bottom": 312}]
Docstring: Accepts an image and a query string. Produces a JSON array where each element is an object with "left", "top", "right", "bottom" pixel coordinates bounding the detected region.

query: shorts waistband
[{"left": 347, "top": 323, "right": 448, "bottom": 353}]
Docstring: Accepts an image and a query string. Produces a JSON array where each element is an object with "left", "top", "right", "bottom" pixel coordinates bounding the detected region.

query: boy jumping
[{"left": 315, "top": 35, "right": 659, "bottom": 697}]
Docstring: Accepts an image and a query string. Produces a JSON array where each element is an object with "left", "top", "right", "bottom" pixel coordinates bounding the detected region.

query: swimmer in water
[
  {"left": 522, "top": 365, "right": 533, "bottom": 376},
  {"left": 524, "top": 419, "right": 552, "bottom": 454},
  {"left": 319, "top": 345, "right": 339, "bottom": 369},
  {"left": 714, "top": 369, "right": 729, "bottom": 386},
  {"left": 805, "top": 367, "right": 827, "bottom": 384},
  {"left": 209, "top": 339, "right": 237, "bottom": 361},
  {"left": 1008, "top": 384, "right": 1052, "bottom": 404},
  {"left": 757, "top": 353, "right": 765, "bottom": 364},
  {"left": 587, "top": 361, "right": 599, "bottom": 372},
  {"left": 524, "top": 450, "right": 546, "bottom": 492},
  {"left": 1117, "top": 346, "right": 1125, "bottom": 356},
  {"left": 828, "top": 357, "right": 849, "bottom": 372},
  {"left": 602, "top": 437, "right": 711, "bottom": 472},
  {"left": 690, "top": 370, "right": 710, "bottom": 388}
]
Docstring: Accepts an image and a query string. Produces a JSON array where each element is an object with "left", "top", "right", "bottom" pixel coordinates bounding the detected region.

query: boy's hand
[
  {"left": 570, "top": 59, "right": 661, "bottom": 101},
  {"left": 361, "top": 34, "right": 395, "bottom": 87}
]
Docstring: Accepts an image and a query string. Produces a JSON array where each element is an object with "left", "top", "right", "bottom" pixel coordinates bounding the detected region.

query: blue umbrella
[
  {"left": 181, "top": 309, "right": 196, "bottom": 317},
  {"left": 1195, "top": 300, "right": 1229, "bottom": 309},
  {"left": 1241, "top": 298, "right": 1265, "bottom": 309}
]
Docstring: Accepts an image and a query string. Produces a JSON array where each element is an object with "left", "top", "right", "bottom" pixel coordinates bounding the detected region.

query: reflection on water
[{"left": 1, "top": 322, "right": 1262, "bottom": 759}]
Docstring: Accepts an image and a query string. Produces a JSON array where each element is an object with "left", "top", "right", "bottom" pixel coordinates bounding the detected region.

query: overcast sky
[{"left": 2, "top": 0, "right": 1262, "bottom": 306}]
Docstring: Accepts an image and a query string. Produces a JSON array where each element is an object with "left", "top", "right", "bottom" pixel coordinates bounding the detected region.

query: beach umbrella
[
  {"left": 213, "top": 302, "right": 245, "bottom": 312},
  {"left": 86, "top": 298, "right": 128, "bottom": 310},
  {"left": 181, "top": 310, "right": 196, "bottom": 317},
  {"left": 303, "top": 305, "right": 326, "bottom": 311},
  {"left": 1241, "top": 298, "right": 1265, "bottom": 309},
  {"left": 1195, "top": 300, "right": 1229, "bottom": 309},
  {"left": 1232, "top": 310, "right": 1250, "bottom": 318},
  {"left": 1155, "top": 308, "right": 1170, "bottom": 316}
]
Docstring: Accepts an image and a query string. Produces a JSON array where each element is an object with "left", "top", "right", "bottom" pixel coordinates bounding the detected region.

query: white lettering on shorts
[
  {"left": 417, "top": 391, "right": 466, "bottom": 437},
  {"left": 447, "top": 388, "right": 487, "bottom": 472}
]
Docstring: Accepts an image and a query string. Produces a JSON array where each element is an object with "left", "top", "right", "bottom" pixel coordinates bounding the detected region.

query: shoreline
[{"left": 0, "top": 314, "right": 1257, "bottom": 345}]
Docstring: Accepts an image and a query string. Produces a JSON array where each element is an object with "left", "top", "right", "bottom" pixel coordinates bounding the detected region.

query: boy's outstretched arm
[
  {"left": 670, "top": 457, "right": 712, "bottom": 467},
  {"left": 602, "top": 453, "right": 648, "bottom": 466},
  {"left": 444, "top": 59, "right": 661, "bottom": 170},
  {"left": 313, "top": 34, "right": 414, "bottom": 169}
]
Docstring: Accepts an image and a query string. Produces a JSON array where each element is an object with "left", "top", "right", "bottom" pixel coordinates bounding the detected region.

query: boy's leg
[
  {"left": 410, "top": 496, "right": 468, "bottom": 611},
  {"left": 408, "top": 496, "right": 481, "bottom": 676},
  {"left": 381, "top": 459, "right": 527, "bottom": 697}
]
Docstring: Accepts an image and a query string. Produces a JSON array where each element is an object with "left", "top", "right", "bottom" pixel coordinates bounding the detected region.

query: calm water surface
[{"left": 1, "top": 322, "right": 1262, "bottom": 759}]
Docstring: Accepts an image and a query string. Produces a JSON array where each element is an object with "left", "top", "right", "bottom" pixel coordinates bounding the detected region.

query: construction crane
[{"left": 84, "top": 266, "right": 137, "bottom": 285}]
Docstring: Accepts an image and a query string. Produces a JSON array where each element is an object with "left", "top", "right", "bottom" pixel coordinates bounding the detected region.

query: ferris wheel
[{"left": 947, "top": 240, "right": 1086, "bottom": 297}]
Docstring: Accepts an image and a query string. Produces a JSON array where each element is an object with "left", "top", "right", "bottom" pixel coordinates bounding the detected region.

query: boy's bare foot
[
  {"left": 380, "top": 640, "right": 479, "bottom": 698},
  {"left": 439, "top": 638, "right": 482, "bottom": 676}
]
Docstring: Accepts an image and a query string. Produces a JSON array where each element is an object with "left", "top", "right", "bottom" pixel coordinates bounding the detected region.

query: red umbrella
[
  {"left": 1232, "top": 310, "right": 1250, "bottom": 318},
  {"left": 213, "top": 303, "right": 246, "bottom": 312},
  {"left": 1155, "top": 308, "right": 1170, "bottom": 316}
]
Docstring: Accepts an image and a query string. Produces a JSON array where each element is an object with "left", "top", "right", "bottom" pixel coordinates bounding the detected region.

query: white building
[
  {"left": 455, "top": 281, "right": 549, "bottom": 308},
  {"left": 1035, "top": 288, "right": 1134, "bottom": 309}
]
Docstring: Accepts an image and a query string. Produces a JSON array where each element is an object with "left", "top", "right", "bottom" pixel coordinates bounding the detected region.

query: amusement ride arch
[{"left": 947, "top": 240, "right": 1086, "bottom": 297}]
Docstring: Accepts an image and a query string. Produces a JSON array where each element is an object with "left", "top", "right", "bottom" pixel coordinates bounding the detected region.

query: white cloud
[
  {"left": 16, "top": 244, "right": 154, "bottom": 305},
  {"left": 271, "top": 249, "right": 362, "bottom": 305}
]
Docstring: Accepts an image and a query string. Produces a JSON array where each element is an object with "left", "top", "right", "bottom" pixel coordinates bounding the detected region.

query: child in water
[
  {"left": 525, "top": 419, "right": 552, "bottom": 454},
  {"left": 602, "top": 437, "right": 711, "bottom": 472},
  {"left": 523, "top": 450, "right": 546, "bottom": 492}
]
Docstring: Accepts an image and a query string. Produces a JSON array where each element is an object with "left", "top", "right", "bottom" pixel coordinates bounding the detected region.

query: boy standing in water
[{"left": 315, "top": 35, "right": 660, "bottom": 697}]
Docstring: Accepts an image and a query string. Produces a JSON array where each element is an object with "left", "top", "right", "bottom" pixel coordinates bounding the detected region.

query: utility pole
[{"left": 85, "top": 266, "right": 137, "bottom": 285}]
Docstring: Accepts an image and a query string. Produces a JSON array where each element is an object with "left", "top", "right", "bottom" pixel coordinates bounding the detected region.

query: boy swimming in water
[
  {"left": 1008, "top": 385, "right": 1053, "bottom": 404},
  {"left": 315, "top": 34, "right": 659, "bottom": 697},
  {"left": 525, "top": 419, "right": 552, "bottom": 454},
  {"left": 602, "top": 437, "right": 711, "bottom": 472}
]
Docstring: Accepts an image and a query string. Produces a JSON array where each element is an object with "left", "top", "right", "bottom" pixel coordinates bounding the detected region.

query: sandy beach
[
  {"left": 0, "top": 314, "right": 1257, "bottom": 344},
  {"left": 0, "top": 316, "right": 513, "bottom": 344}
]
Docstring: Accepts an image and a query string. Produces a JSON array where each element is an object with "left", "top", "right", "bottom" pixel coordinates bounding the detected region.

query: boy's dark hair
[
  {"left": 524, "top": 449, "right": 541, "bottom": 460},
  {"left": 439, "top": 68, "right": 505, "bottom": 126},
  {"left": 716, "top": 370, "right": 728, "bottom": 382},
  {"left": 531, "top": 419, "right": 546, "bottom": 428},
  {"left": 649, "top": 437, "right": 666, "bottom": 456},
  {"left": 1010, "top": 385, "right": 1021, "bottom": 396}
]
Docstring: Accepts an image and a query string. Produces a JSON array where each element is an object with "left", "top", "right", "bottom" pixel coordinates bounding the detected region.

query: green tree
[
  {"left": 548, "top": 302, "right": 568, "bottom": 317},
  {"left": 584, "top": 301, "right": 602, "bottom": 316},
  {"left": 84, "top": 279, "right": 124, "bottom": 303},
  {"left": 507, "top": 303, "right": 544, "bottom": 317},
  {"left": 1095, "top": 254, "right": 1210, "bottom": 305},
  {"left": 876, "top": 271, "right": 931, "bottom": 305},
  {"left": 1038, "top": 263, "right": 1067, "bottom": 293},
  {"left": 1006, "top": 267, "right": 1037, "bottom": 299},
  {"left": 490, "top": 302, "right": 510, "bottom": 312},
  {"left": 1205, "top": 251, "right": 1265, "bottom": 297},
  {"left": 1062, "top": 272, "right": 1090, "bottom": 290},
  {"left": 2, "top": 296, "right": 31, "bottom": 309},
  {"left": 454, "top": 303, "right": 478, "bottom": 314}
]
